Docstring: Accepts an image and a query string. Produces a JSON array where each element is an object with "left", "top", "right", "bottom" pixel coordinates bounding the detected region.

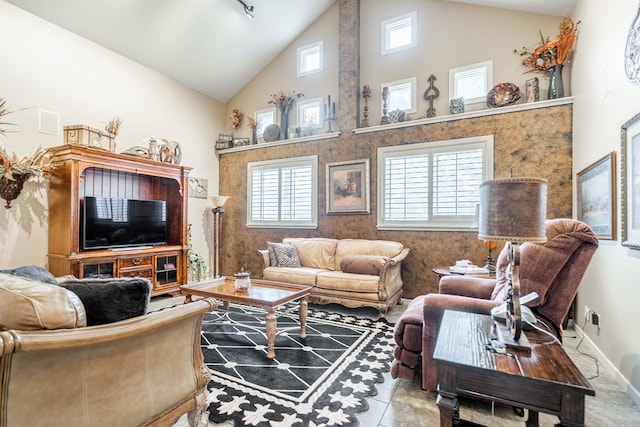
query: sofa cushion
[
  {"left": 58, "top": 278, "right": 152, "bottom": 326},
  {"left": 334, "top": 239, "right": 404, "bottom": 271},
  {"left": 340, "top": 255, "right": 387, "bottom": 276},
  {"left": 284, "top": 238, "right": 338, "bottom": 270},
  {"left": 0, "top": 273, "right": 87, "bottom": 330},
  {"left": 263, "top": 266, "right": 320, "bottom": 287},
  {"left": 269, "top": 242, "right": 301, "bottom": 268},
  {"left": 0, "top": 265, "right": 58, "bottom": 284},
  {"left": 266, "top": 242, "right": 279, "bottom": 266},
  {"left": 316, "top": 271, "right": 380, "bottom": 293}
]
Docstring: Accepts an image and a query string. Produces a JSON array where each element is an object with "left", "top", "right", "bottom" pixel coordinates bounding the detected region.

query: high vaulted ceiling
[{"left": 5, "top": 0, "right": 575, "bottom": 103}]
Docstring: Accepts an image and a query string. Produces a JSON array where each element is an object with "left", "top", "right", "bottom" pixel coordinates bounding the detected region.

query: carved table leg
[
  {"left": 266, "top": 308, "right": 277, "bottom": 359},
  {"left": 299, "top": 297, "right": 308, "bottom": 339}
]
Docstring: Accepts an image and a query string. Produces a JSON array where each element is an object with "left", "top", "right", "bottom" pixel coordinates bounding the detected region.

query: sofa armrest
[
  {"left": 257, "top": 249, "right": 270, "bottom": 269},
  {"left": 438, "top": 275, "right": 496, "bottom": 300},
  {"left": 1, "top": 298, "right": 217, "bottom": 426}
]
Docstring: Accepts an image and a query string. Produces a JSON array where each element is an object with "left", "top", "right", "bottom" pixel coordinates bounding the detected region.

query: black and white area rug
[{"left": 201, "top": 303, "right": 395, "bottom": 427}]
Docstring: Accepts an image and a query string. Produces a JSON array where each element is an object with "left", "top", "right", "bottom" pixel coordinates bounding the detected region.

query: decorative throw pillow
[
  {"left": 340, "top": 255, "right": 388, "bottom": 276},
  {"left": 0, "top": 265, "right": 58, "bottom": 285},
  {"left": 58, "top": 277, "right": 152, "bottom": 326},
  {"left": 270, "top": 242, "right": 301, "bottom": 268},
  {"left": 0, "top": 273, "right": 86, "bottom": 330},
  {"left": 266, "top": 242, "right": 279, "bottom": 266}
]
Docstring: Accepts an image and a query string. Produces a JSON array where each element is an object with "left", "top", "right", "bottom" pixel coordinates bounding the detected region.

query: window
[
  {"left": 449, "top": 61, "right": 493, "bottom": 104},
  {"left": 382, "top": 77, "right": 417, "bottom": 113},
  {"left": 377, "top": 135, "right": 494, "bottom": 230},
  {"left": 297, "top": 97, "right": 323, "bottom": 129},
  {"left": 297, "top": 41, "right": 323, "bottom": 77},
  {"left": 381, "top": 11, "right": 417, "bottom": 55},
  {"left": 247, "top": 155, "right": 318, "bottom": 229},
  {"left": 254, "top": 108, "right": 275, "bottom": 138}
]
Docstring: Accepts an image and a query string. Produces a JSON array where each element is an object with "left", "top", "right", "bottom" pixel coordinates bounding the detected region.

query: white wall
[
  {"left": 572, "top": 0, "right": 640, "bottom": 402},
  {"left": 0, "top": 1, "right": 223, "bottom": 273}
]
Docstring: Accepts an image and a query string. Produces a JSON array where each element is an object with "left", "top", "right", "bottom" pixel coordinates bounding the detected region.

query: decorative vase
[
  {"left": 234, "top": 271, "right": 251, "bottom": 292},
  {"left": 0, "top": 174, "right": 30, "bottom": 209},
  {"left": 547, "top": 64, "right": 565, "bottom": 99},
  {"left": 281, "top": 110, "right": 289, "bottom": 140}
]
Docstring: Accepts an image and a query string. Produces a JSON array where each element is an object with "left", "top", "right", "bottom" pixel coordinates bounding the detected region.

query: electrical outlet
[{"left": 592, "top": 312, "right": 600, "bottom": 327}]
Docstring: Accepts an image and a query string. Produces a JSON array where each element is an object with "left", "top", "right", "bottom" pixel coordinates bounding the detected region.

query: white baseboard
[{"left": 574, "top": 325, "right": 640, "bottom": 406}]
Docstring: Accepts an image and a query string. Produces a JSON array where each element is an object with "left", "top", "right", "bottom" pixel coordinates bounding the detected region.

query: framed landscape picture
[
  {"left": 326, "top": 159, "right": 370, "bottom": 214},
  {"left": 577, "top": 152, "right": 616, "bottom": 240},
  {"left": 621, "top": 112, "right": 640, "bottom": 248}
]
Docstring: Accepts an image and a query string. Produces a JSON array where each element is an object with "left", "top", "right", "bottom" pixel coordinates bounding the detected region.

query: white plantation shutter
[
  {"left": 378, "top": 136, "right": 493, "bottom": 230},
  {"left": 248, "top": 156, "right": 318, "bottom": 228},
  {"left": 432, "top": 148, "right": 485, "bottom": 219}
]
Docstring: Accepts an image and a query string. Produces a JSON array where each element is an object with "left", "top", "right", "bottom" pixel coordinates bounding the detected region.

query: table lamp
[{"left": 478, "top": 177, "right": 547, "bottom": 343}]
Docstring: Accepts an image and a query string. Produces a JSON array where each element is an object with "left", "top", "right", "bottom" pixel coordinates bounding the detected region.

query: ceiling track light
[{"left": 236, "top": 0, "right": 254, "bottom": 19}]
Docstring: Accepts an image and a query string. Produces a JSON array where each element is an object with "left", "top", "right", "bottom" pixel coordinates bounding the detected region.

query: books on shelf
[{"left": 449, "top": 265, "right": 491, "bottom": 275}]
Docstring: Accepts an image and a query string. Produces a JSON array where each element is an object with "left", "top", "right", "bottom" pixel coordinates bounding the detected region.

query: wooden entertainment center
[{"left": 47, "top": 144, "right": 191, "bottom": 296}]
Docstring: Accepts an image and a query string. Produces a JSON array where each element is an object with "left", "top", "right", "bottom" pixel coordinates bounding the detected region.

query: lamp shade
[
  {"left": 210, "top": 195, "right": 230, "bottom": 208},
  {"left": 478, "top": 177, "right": 548, "bottom": 243}
]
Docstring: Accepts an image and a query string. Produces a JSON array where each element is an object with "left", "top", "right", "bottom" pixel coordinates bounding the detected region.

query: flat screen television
[{"left": 81, "top": 196, "right": 168, "bottom": 250}]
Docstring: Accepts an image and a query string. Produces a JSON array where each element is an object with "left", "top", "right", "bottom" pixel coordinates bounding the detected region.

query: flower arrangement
[
  {"left": 268, "top": 90, "right": 304, "bottom": 113},
  {"left": 229, "top": 108, "right": 244, "bottom": 130},
  {"left": 247, "top": 117, "right": 256, "bottom": 131},
  {"left": 515, "top": 18, "right": 581, "bottom": 72}
]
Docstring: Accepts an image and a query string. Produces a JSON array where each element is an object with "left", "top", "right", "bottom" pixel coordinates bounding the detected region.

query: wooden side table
[
  {"left": 433, "top": 310, "right": 594, "bottom": 427},
  {"left": 432, "top": 266, "right": 496, "bottom": 280}
]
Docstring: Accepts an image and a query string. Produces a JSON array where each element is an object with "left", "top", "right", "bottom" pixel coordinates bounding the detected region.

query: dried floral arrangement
[
  {"left": 0, "top": 146, "right": 55, "bottom": 181},
  {"left": 229, "top": 109, "right": 244, "bottom": 129},
  {"left": 105, "top": 116, "right": 123, "bottom": 136},
  {"left": 516, "top": 18, "right": 581, "bottom": 72},
  {"left": 268, "top": 90, "right": 304, "bottom": 113},
  {"left": 247, "top": 117, "right": 256, "bottom": 131}
]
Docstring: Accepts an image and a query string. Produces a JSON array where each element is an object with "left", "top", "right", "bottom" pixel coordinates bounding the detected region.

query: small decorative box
[{"left": 63, "top": 125, "right": 115, "bottom": 152}]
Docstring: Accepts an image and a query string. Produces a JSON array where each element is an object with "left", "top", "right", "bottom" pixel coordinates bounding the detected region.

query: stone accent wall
[{"left": 218, "top": 103, "right": 572, "bottom": 298}]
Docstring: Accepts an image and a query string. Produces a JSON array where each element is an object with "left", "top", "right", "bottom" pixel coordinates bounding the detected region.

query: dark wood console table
[{"left": 433, "top": 310, "right": 594, "bottom": 427}]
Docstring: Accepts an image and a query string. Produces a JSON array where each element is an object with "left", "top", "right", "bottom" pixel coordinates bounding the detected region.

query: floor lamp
[
  {"left": 478, "top": 177, "right": 547, "bottom": 345},
  {"left": 210, "top": 196, "right": 229, "bottom": 278}
]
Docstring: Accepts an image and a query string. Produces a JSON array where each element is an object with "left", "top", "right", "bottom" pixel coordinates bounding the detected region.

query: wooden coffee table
[
  {"left": 433, "top": 310, "right": 595, "bottom": 427},
  {"left": 179, "top": 277, "right": 312, "bottom": 359}
]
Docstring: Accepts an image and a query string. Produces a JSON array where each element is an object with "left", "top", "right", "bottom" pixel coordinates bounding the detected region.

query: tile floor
[{"left": 159, "top": 296, "right": 640, "bottom": 426}]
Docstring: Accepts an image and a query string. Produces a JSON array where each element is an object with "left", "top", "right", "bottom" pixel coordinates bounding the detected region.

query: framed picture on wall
[
  {"left": 622, "top": 112, "right": 640, "bottom": 248},
  {"left": 326, "top": 159, "right": 370, "bottom": 214},
  {"left": 577, "top": 152, "right": 616, "bottom": 240}
]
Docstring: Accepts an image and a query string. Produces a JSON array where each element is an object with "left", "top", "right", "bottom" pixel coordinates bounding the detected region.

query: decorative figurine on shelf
[
  {"left": 424, "top": 74, "right": 440, "bottom": 118},
  {"left": 361, "top": 84, "right": 371, "bottom": 127},
  {"left": 324, "top": 93, "right": 337, "bottom": 132},
  {"left": 380, "top": 86, "right": 391, "bottom": 125}
]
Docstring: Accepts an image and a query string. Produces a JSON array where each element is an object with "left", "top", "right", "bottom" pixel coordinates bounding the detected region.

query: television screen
[{"left": 81, "top": 196, "right": 168, "bottom": 250}]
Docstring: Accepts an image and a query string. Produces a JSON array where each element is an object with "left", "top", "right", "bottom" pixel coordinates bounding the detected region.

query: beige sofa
[
  {"left": 0, "top": 272, "right": 215, "bottom": 427},
  {"left": 258, "top": 238, "right": 410, "bottom": 316}
]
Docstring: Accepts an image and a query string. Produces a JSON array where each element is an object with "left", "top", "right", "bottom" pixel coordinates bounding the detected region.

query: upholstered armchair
[{"left": 391, "top": 218, "right": 599, "bottom": 391}]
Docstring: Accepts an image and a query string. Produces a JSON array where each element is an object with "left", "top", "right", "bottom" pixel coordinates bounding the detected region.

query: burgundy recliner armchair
[{"left": 390, "top": 218, "right": 598, "bottom": 391}]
